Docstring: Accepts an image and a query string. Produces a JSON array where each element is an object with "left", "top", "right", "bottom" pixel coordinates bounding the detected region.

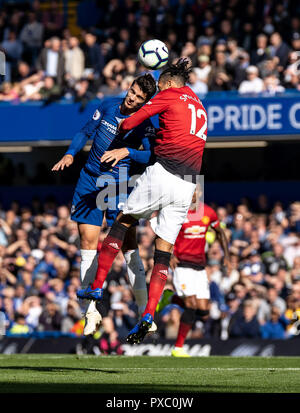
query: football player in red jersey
[
  {"left": 78, "top": 58, "right": 209, "bottom": 344},
  {"left": 156, "top": 190, "right": 230, "bottom": 357}
]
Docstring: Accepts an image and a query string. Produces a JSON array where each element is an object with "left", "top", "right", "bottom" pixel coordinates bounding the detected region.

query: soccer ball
[{"left": 138, "top": 39, "right": 169, "bottom": 70}]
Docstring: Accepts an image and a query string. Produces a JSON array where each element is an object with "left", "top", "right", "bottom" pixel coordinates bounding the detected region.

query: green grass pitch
[{"left": 0, "top": 355, "right": 300, "bottom": 393}]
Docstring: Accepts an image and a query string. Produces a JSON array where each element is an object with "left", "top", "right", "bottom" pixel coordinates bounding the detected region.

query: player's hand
[
  {"left": 101, "top": 148, "right": 129, "bottom": 167},
  {"left": 170, "top": 255, "right": 179, "bottom": 271},
  {"left": 51, "top": 154, "right": 74, "bottom": 171}
]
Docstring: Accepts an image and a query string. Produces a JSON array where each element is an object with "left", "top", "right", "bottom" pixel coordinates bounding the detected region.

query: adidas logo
[
  {"left": 109, "top": 242, "right": 120, "bottom": 250},
  {"left": 159, "top": 269, "right": 168, "bottom": 276}
]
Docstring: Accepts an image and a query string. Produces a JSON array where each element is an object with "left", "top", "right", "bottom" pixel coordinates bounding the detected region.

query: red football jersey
[
  {"left": 173, "top": 203, "right": 220, "bottom": 268},
  {"left": 119, "top": 86, "right": 207, "bottom": 178}
]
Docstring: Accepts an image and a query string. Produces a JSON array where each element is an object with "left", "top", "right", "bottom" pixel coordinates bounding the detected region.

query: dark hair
[
  {"left": 159, "top": 58, "right": 192, "bottom": 86},
  {"left": 133, "top": 74, "right": 157, "bottom": 102}
]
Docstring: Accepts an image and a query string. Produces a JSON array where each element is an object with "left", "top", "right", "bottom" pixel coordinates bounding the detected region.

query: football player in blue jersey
[{"left": 52, "top": 74, "right": 157, "bottom": 336}]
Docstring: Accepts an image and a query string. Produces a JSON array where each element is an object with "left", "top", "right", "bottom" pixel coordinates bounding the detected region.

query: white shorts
[
  {"left": 173, "top": 266, "right": 210, "bottom": 299},
  {"left": 123, "top": 162, "right": 196, "bottom": 245}
]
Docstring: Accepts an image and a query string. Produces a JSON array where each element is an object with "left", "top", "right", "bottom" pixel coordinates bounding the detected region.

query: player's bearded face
[{"left": 124, "top": 83, "right": 147, "bottom": 110}]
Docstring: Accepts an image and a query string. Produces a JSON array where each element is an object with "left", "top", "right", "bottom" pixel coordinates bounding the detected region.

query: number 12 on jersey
[{"left": 188, "top": 103, "right": 207, "bottom": 141}]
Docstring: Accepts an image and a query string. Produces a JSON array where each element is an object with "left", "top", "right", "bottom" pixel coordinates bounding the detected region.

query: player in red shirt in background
[
  {"left": 77, "top": 59, "right": 208, "bottom": 344},
  {"left": 156, "top": 189, "right": 230, "bottom": 357}
]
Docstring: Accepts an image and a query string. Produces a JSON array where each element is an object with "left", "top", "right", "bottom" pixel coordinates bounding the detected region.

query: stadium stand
[{"left": 0, "top": 0, "right": 299, "bottom": 100}]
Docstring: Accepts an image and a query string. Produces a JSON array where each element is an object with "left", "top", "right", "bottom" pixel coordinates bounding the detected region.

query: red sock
[
  {"left": 91, "top": 222, "right": 127, "bottom": 289},
  {"left": 142, "top": 263, "right": 168, "bottom": 318},
  {"left": 175, "top": 322, "right": 192, "bottom": 348}
]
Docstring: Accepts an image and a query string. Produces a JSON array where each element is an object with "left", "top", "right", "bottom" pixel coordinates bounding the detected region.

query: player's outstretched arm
[
  {"left": 51, "top": 154, "right": 74, "bottom": 171},
  {"left": 56, "top": 107, "right": 103, "bottom": 168},
  {"left": 118, "top": 109, "right": 149, "bottom": 132},
  {"left": 119, "top": 93, "right": 168, "bottom": 133}
]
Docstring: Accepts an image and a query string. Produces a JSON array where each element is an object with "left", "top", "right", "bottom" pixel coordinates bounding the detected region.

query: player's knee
[
  {"left": 195, "top": 309, "right": 210, "bottom": 321},
  {"left": 118, "top": 212, "right": 137, "bottom": 227},
  {"left": 80, "top": 238, "right": 98, "bottom": 250},
  {"left": 154, "top": 249, "right": 171, "bottom": 266},
  {"left": 78, "top": 225, "right": 99, "bottom": 250},
  {"left": 109, "top": 220, "right": 129, "bottom": 241},
  {"left": 181, "top": 308, "right": 196, "bottom": 325}
]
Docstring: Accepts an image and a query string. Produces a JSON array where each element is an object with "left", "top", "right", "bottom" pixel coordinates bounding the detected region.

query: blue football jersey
[{"left": 66, "top": 98, "right": 156, "bottom": 177}]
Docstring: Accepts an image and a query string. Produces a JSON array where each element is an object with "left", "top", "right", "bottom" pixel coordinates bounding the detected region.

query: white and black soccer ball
[{"left": 138, "top": 39, "right": 169, "bottom": 70}]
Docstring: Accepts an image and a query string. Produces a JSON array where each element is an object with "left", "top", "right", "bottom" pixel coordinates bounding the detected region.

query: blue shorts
[{"left": 70, "top": 167, "right": 131, "bottom": 227}]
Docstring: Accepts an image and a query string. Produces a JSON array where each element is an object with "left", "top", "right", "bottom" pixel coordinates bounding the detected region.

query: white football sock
[
  {"left": 124, "top": 249, "right": 148, "bottom": 316},
  {"left": 80, "top": 249, "right": 98, "bottom": 314}
]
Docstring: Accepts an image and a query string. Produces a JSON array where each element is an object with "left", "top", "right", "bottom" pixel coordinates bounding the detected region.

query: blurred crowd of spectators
[
  {"left": 0, "top": 194, "right": 299, "bottom": 354},
  {"left": 0, "top": 0, "right": 300, "bottom": 106}
]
